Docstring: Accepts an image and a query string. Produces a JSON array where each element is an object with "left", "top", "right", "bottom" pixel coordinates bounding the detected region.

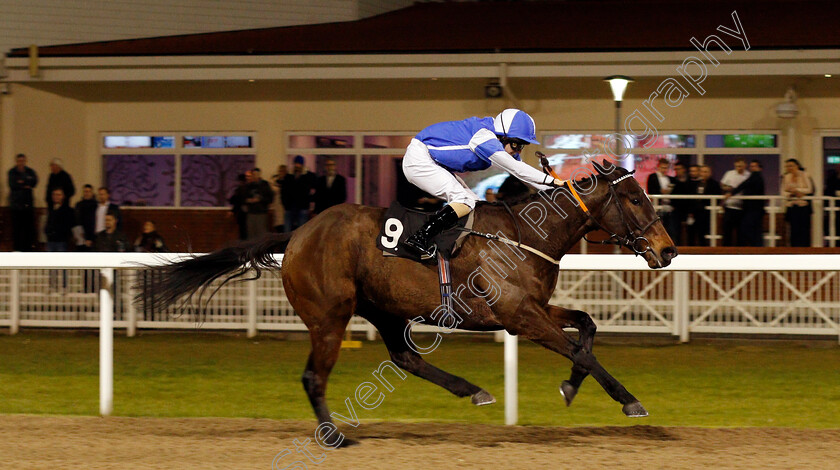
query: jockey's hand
[{"left": 552, "top": 178, "right": 564, "bottom": 187}]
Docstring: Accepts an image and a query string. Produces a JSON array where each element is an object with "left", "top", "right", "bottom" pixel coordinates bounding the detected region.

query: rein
[
  {"left": 456, "top": 159, "right": 661, "bottom": 265},
  {"left": 540, "top": 154, "right": 660, "bottom": 257}
]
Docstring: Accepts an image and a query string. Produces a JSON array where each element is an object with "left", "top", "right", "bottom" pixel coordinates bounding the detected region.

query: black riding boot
[{"left": 401, "top": 205, "right": 460, "bottom": 258}]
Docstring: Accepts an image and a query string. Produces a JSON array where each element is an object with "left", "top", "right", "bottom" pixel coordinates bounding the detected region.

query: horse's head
[{"left": 585, "top": 161, "right": 677, "bottom": 268}]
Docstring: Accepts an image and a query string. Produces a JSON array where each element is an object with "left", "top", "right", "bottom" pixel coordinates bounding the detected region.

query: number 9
[{"left": 380, "top": 218, "right": 404, "bottom": 249}]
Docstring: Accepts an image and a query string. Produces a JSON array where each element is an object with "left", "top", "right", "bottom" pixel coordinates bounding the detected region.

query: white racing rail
[{"left": 0, "top": 252, "right": 838, "bottom": 423}]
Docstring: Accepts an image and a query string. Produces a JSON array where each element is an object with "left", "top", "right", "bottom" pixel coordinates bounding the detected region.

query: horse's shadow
[{"left": 347, "top": 423, "right": 678, "bottom": 447}]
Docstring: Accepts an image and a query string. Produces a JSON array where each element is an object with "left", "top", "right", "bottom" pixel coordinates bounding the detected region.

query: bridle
[
  {"left": 579, "top": 172, "right": 661, "bottom": 257},
  {"left": 537, "top": 153, "right": 659, "bottom": 257}
]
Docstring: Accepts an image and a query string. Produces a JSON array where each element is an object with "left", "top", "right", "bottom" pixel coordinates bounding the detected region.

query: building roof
[{"left": 7, "top": 0, "right": 840, "bottom": 58}]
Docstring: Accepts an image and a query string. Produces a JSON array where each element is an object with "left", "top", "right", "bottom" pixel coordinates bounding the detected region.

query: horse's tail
[{"left": 138, "top": 232, "right": 294, "bottom": 312}]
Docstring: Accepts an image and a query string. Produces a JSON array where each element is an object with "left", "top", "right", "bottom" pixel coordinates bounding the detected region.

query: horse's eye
[{"left": 631, "top": 198, "right": 641, "bottom": 206}]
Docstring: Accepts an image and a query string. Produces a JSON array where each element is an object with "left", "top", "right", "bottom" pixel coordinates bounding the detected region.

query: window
[
  {"left": 101, "top": 133, "right": 256, "bottom": 207},
  {"left": 541, "top": 131, "right": 780, "bottom": 194},
  {"left": 286, "top": 133, "right": 413, "bottom": 208}
]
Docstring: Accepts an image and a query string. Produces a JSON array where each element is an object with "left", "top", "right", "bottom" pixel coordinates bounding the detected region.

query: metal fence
[
  {"left": 1, "top": 254, "right": 838, "bottom": 343},
  {"left": 645, "top": 194, "right": 840, "bottom": 248}
]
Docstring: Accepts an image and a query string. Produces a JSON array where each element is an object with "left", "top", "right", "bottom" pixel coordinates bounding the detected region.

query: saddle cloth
[{"left": 376, "top": 201, "right": 474, "bottom": 264}]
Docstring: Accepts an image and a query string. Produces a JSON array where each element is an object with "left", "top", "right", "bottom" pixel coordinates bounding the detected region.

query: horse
[{"left": 142, "top": 161, "right": 676, "bottom": 442}]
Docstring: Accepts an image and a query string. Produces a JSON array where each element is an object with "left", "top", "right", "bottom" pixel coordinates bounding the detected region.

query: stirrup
[{"left": 419, "top": 243, "right": 437, "bottom": 260}]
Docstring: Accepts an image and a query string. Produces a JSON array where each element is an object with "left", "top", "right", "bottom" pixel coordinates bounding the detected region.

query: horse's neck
[{"left": 502, "top": 189, "right": 596, "bottom": 260}]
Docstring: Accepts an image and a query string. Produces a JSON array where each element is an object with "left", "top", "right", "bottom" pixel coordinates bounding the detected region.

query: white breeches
[{"left": 402, "top": 139, "right": 480, "bottom": 210}]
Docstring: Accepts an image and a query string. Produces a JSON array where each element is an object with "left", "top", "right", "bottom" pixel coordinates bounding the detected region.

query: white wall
[{"left": 0, "top": 0, "right": 412, "bottom": 57}]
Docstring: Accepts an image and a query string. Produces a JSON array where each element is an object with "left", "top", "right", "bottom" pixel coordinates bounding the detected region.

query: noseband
[
  {"left": 537, "top": 153, "right": 660, "bottom": 257},
  {"left": 580, "top": 171, "right": 660, "bottom": 256}
]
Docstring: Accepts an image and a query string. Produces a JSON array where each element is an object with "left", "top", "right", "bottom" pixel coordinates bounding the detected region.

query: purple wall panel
[
  {"left": 104, "top": 154, "right": 175, "bottom": 206},
  {"left": 181, "top": 154, "right": 255, "bottom": 207}
]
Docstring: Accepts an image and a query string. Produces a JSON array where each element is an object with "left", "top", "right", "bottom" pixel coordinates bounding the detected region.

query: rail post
[
  {"left": 709, "top": 198, "right": 719, "bottom": 247},
  {"left": 10, "top": 269, "right": 20, "bottom": 335},
  {"left": 126, "top": 271, "right": 137, "bottom": 338},
  {"left": 99, "top": 268, "right": 114, "bottom": 417},
  {"left": 504, "top": 332, "right": 518, "bottom": 425},
  {"left": 247, "top": 280, "right": 257, "bottom": 338},
  {"left": 674, "top": 271, "right": 690, "bottom": 342}
]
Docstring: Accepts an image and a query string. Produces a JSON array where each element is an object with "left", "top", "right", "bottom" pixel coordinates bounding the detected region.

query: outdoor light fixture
[
  {"left": 484, "top": 80, "right": 503, "bottom": 98},
  {"left": 605, "top": 75, "right": 633, "bottom": 102}
]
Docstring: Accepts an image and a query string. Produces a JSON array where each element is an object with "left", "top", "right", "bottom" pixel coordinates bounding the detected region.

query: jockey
[{"left": 401, "top": 108, "right": 563, "bottom": 258}]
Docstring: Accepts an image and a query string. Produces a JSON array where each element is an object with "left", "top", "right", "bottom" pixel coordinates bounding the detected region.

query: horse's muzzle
[{"left": 660, "top": 245, "right": 678, "bottom": 266}]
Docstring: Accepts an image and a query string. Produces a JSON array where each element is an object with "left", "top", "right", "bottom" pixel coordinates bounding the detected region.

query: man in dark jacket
[
  {"left": 670, "top": 162, "right": 697, "bottom": 245},
  {"left": 282, "top": 156, "right": 316, "bottom": 231},
  {"left": 646, "top": 158, "right": 677, "bottom": 240},
  {"left": 727, "top": 160, "right": 766, "bottom": 246},
  {"left": 313, "top": 158, "right": 347, "bottom": 214},
  {"left": 95, "top": 212, "right": 129, "bottom": 252},
  {"left": 228, "top": 173, "right": 249, "bottom": 240},
  {"left": 75, "top": 184, "right": 98, "bottom": 250},
  {"left": 7, "top": 153, "right": 38, "bottom": 251},
  {"left": 245, "top": 168, "right": 274, "bottom": 239},
  {"left": 45, "top": 158, "right": 75, "bottom": 206},
  {"left": 693, "top": 165, "right": 722, "bottom": 246},
  {"left": 45, "top": 188, "right": 76, "bottom": 252}
]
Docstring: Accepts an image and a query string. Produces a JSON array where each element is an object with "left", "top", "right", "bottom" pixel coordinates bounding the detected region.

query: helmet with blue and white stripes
[{"left": 493, "top": 109, "right": 540, "bottom": 145}]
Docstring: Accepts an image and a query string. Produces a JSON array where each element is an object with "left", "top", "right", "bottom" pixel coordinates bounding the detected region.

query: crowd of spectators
[
  {"left": 230, "top": 156, "right": 348, "bottom": 240},
  {"left": 644, "top": 157, "right": 821, "bottom": 247},
  {"left": 7, "top": 153, "right": 835, "bottom": 250},
  {"left": 7, "top": 153, "right": 167, "bottom": 253}
]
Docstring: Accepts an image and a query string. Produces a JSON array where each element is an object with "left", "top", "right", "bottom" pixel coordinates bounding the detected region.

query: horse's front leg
[
  {"left": 544, "top": 306, "right": 596, "bottom": 407},
  {"left": 507, "top": 301, "right": 647, "bottom": 417}
]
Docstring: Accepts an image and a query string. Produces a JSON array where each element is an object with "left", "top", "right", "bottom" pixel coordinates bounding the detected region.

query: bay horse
[{"left": 143, "top": 161, "right": 676, "bottom": 439}]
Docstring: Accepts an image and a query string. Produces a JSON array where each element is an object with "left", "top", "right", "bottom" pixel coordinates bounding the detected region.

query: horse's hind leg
[
  {"left": 299, "top": 298, "right": 356, "bottom": 445},
  {"left": 545, "top": 306, "right": 597, "bottom": 407},
  {"left": 359, "top": 306, "right": 494, "bottom": 405}
]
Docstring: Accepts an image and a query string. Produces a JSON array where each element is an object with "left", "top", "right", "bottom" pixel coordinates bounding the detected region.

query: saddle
[
  {"left": 377, "top": 201, "right": 475, "bottom": 319},
  {"left": 376, "top": 201, "right": 474, "bottom": 265}
]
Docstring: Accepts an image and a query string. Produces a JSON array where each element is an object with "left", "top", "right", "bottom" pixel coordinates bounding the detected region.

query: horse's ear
[{"left": 592, "top": 160, "right": 605, "bottom": 174}]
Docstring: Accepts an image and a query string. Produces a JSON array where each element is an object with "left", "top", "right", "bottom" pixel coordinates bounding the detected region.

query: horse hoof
[
  {"left": 471, "top": 389, "right": 496, "bottom": 406},
  {"left": 338, "top": 437, "right": 360, "bottom": 448},
  {"left": 622, "top": 401, "right": 648, "bottom": 418},
  {"left": 559, "top": 381, "right": 577, "bottom": 407}
]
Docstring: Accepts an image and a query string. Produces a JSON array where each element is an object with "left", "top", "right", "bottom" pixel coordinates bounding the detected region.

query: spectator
[
  {"left": 73, "top": 184, "right": 98, "bottom": 292},
  {"left": 720, "top": 158, "right": 751, "bottom": 246},
  {"left": 45, "top": 158, "right": 75, "bottom": 206},
  {"left": 282, "top": 156, "right": 316, "bottom": 231},
  {"left": 245, "top": 167, "right": 274, "bottom": 239},
  {"left": 727, "top": 160, "right": 765, "bottom": 246},
  {"left": 75, "top": 184, "right": 98, "bottom": 250},
  {"left": 688, "top": 164, "right": 701, "bottom": 182},
  {"left": 484, "top": 188, "right": 497, "bottom": 202},
  {"left": 45, "top": 187, "right": 75, "bottom": 292},
  {"left": 782, "top": 158, "right": 815, "bottom": 247},
  {"left": 313, "top": 158, "right": 347, "bottom": 214},
  {"left": 95, "top": 212, "right": 129, "bottom": 252},
  {"left": 693, "top": 165, "right": 722, "bottom": 246},
  {"left": 229, "top": 173, "right": 249, "bottom": 240},
  {"left": 646, "top": 158, "right": 677, "bottom": 241},
  {"left": 826, "top": 165, "right": 840, "bottom": 197},
  {"left": 496, "top": 174, "right": 530, "bottom": 202},
  {"left": 134, "top": 220, "right": 167, "bottom": 252},
  {"left": 671, "top": 162, "right": 697, "bottom": 245},
  {"left": 825, "top": 165, "right": 840, "bottom": 245},
  {"left": 96, "top": 187, "right": 121, "bottom": 233},
  {"left": 270, "top": 165, "right": 287, "bottom": 232},
  {"left": 7, "top": 153, "right": 38, "bottom": 251},
  {"left": 45, "top": 188, "right": 76, "bottom": 252}
]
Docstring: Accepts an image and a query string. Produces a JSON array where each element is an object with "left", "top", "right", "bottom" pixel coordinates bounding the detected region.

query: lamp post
[{"left": 604, "top": 75, "right": 633, "bottom": 155}]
